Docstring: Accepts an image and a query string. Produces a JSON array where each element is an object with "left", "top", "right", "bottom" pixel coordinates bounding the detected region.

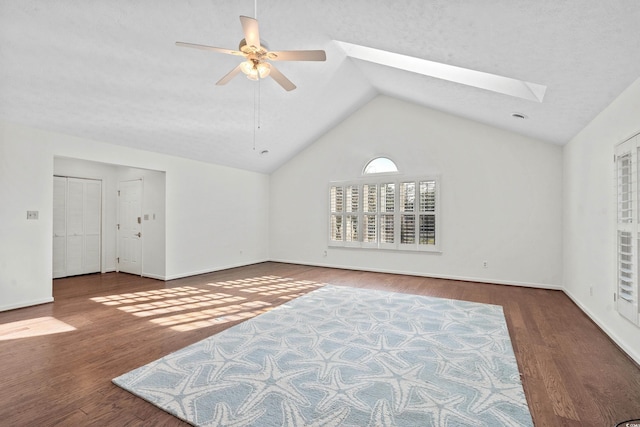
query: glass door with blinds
[{"left": 615, "top": 134, "right": 640, "bottom": 325}]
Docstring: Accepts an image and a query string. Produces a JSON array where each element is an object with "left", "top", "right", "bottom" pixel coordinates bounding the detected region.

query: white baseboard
[
  {"left": 0, "top": 297, "right": 54, "bottom": 313},
  {"left": 563, "top": 289, "right": 640, "bottom": 366},
  {"left": 269, "top": 258, "right": 563, "bottom": 290},
  {"left": 164, "top": 259, "right": 270, "bottom": 281},
  {"left": 142, "top": 272, "right": 166, "bottom": 280}
]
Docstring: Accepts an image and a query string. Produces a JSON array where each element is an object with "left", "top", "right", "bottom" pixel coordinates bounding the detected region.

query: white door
[
  {"left": 118, "top": 179, "right": 143, "bottom": 275},
  {"left": 66, "top": 178, "right": 85, "bottom": 276},
  {"left": 83, "top": 180, "right": 102, "bottom": 272},
  {"left": 52, "top": 177, "right": 67, "bottom": 278},
  {"left": 53, "top": 177, "right": 102, "bottom": 278}
]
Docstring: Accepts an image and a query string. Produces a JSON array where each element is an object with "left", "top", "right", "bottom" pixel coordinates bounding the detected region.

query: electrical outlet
[
  {"left": 26, "top": 210, "right": 39, "bottom": 220},
  {"left": 482, "top": 261, "right": 488, "bottom": 268},
  {"left": 323, "top": 250, "right": 328, "bottom": 257}
]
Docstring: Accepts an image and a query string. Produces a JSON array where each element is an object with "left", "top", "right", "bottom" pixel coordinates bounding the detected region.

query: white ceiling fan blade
[
  {"left": 269, "top": 65, "right": 296, "bottom": 91},
  {"left": 175, "top": 42, "right": 244, "bottom": 56},
  {"left": 216, "top": 64, "right": 243, "bottom": 86},
  {"left": 240, "top": 15, "right": 261, "bottom": 50},
  {"left": 268, "top": 50, "right": 326, "bottom": 61}
]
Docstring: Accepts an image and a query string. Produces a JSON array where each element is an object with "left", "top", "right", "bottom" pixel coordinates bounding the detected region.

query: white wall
[
  {"left": 563, "top": 76, "right": 640, "bottom": 364},
  {"left": 163, "top": 156, "right": 269, "bottom": 279},
  {"left": 0, "top": 120, "right": 269, "bottom": 311},
  {"left": 0, "top": 128, "right": 55, "bottom": 310},
  {"left": 270, "top": 96, "right": 564, "bottom": 288}
]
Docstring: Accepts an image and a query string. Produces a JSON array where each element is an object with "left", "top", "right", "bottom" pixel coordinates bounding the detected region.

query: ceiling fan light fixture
[
  {"left": 240, "top": 60, "right": 271, "bottom": 80},
  {"left": 240, "top": 60, "right": 255, "bottom": 75},
  {"left": 257, "top": 62, "right": 271, "bottom": 78}
]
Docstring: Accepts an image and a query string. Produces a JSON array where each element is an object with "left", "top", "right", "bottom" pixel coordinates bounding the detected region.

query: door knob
[{"left": 135, "top": 232, "right": 142, "bottom": 238}]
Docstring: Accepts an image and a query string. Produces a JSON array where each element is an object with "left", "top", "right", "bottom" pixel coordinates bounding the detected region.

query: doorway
[{"left": 53, "top": 157, "right": 166, "bottom": 279}]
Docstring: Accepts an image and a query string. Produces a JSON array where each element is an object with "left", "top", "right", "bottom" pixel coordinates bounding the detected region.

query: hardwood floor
[{"left": 1, "top": 262, "right": 639, "bottom": 426}]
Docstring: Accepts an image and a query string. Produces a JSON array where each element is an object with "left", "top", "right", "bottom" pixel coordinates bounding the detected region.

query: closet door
[
  {"left": 52, "top": 177, "right": 102, "bottom": 278},
  {"left": 66, "top": 178, "right": 85, "bottom": 276},
  {"left": 84, "top": 180, "right": 102, "bottom": 273}
]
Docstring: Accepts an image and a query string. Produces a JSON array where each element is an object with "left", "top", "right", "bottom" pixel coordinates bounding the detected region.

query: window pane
[
  {"left": 346, "top": 215, "right": 358, "bottom": 242},
  {"left": 331, "top": 215, "right": 343, "bottom": 241},
  {"left": 346, "top": 185, "right": 359, "bottom": 213},
  {"left": 401, "top": 214, "right": 415, "bottom": 244},
  {"left": 380, "top": 183, "right": 395, "bottom": 213},
  {"left": 363, "top": 214, "right": 377, "bottom": 243},
  {"left": 363, "top": 157, "right": 398, "bottom": 174},
  {"left": 400, "top": 182, "right": 415, "bottom": 212},
  {"left": 419, "top": 214, "right": 436, "bottom": 245},
  {"left": 380, "top": 214, "right": 394, "bottom": 243},
  {"left": 363, "top": 184, "right": 377, "bottom": 213},
  {"left": 420, "top": 181, "right": 436, "bottom": 212},
  {"left": 331, "top": 186, "right": 343, "bottom": 213}
]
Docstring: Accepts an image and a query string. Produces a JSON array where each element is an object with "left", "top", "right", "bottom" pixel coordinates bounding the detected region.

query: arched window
[{"left": 363, "top": 157, "right": 398, "bottom": 175}]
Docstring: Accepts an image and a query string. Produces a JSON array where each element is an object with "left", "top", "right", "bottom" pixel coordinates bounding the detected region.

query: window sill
[{"left": 328, "top": 242, "right": 442, "bottom": 254}]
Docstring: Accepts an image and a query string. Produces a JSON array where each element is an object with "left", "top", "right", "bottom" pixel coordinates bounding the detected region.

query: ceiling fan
[{"left": 176, "top": 15, "right": 326, "bottom": 91}]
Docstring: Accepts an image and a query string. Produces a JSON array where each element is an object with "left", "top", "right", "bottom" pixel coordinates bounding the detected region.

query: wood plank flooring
[{"left": 1, "top": 262, "right": 639, "bottom": 426}]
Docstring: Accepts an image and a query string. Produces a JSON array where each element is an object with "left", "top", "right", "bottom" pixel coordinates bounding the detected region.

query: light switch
[
  {"left": 144, "top": 214, "right": 149, "bottom": 221},
  {"left": 27, "top": 210, "right": 39, "bottom": 220}
]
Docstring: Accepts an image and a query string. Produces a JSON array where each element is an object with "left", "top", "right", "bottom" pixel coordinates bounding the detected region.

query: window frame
[
  {"left": 615, "top": 133, "right": 640, "bottom": 326},
  {"left": 328, "top": 174, "right": 441, "bottom": 253}
]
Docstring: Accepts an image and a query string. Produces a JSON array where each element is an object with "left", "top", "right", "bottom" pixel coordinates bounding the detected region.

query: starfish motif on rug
[{"left": 229, "top": 354, "right": 315, "bottom": 415}]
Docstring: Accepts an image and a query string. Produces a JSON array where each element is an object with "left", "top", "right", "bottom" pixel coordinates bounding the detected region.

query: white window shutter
[
  {"left": 329, "top": 186, "right": 344, "bottom": 244},
  {"left": 615, "top": 135, "right": 640, "bottom": 325},
  {"left": 328, "top": 176, "right": 439, "bottom": 252}
]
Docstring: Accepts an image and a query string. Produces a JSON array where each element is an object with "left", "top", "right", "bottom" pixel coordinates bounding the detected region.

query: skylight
[{"left": 334, "top": 41, "right": 546, "bottom": 102}]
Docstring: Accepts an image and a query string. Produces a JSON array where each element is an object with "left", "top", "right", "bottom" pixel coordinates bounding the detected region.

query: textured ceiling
[{"left": 1, "top": 1, "right": 640, "bottom": 173}]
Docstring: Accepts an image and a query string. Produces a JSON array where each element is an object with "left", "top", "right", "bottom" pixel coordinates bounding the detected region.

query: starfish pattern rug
[{"left": 113, "top": 285, "right": 533, "bottom": 426}]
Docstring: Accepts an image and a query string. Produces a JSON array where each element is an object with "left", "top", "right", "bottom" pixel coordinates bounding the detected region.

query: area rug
[{"left": 113, "top": 285, "right": 533, "bottom": 426}]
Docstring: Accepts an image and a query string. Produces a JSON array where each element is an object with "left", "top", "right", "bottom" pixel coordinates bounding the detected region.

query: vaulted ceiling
[{"left": 1, "top": 1, "right": 640, "bottom": 173}]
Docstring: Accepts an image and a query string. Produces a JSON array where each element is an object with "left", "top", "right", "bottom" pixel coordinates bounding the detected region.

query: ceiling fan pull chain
[{"left": 252, "top": 76, "right": 261, "bottom": 151}]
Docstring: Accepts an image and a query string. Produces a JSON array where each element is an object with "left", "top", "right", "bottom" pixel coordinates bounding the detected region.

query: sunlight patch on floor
[
  {"left": 207, "top": 276, "right": 323, "bottom": 298},
  {"left": 0, "top": 316, "right": 76, "bottom": 340},
  {"left": 153, "top": 300, "right": 273, "bottom": 332},
  {"left": 89, "top": 277, "right": 325, "bottom": 332}
]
